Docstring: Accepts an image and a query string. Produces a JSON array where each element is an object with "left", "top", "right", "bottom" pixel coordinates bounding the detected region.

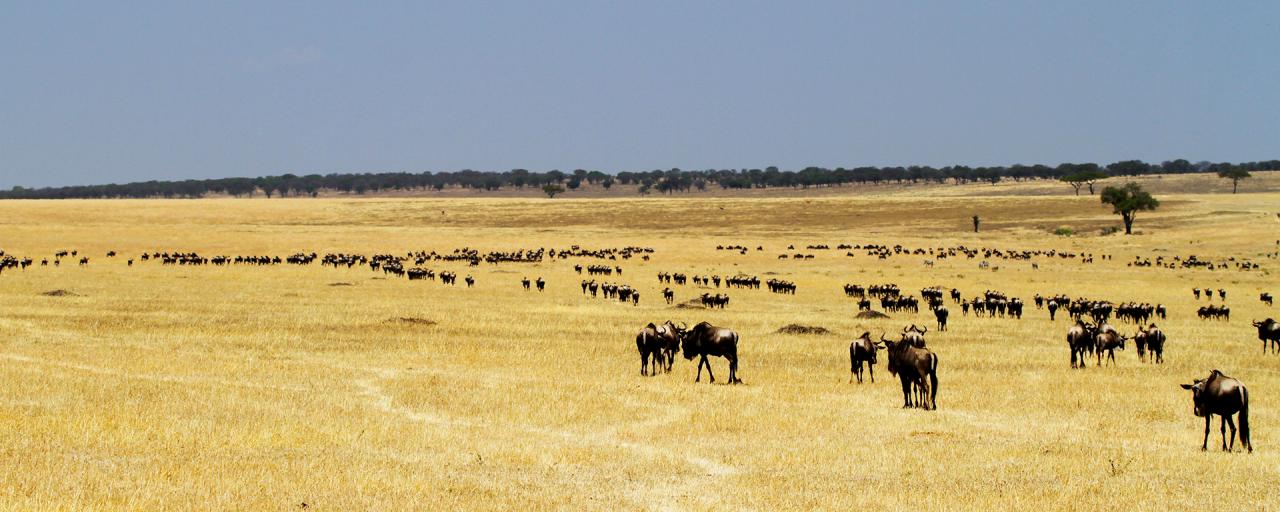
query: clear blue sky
[{"left": 2, "top": 1, "right": 1276, "bottom": 188}]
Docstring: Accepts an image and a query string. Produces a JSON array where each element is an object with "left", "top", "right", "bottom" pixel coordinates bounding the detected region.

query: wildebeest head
[
  {"left": 681, "top": 322, "right": 712, "bottom": 360},
  {"left": 1180, "top": 370, "right": 1224, "bottom": 417}
]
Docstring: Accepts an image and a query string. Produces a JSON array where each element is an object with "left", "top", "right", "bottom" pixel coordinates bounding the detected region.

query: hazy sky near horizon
[{"left": 2, "top": 1, "right": 1277, "bottom": 188}]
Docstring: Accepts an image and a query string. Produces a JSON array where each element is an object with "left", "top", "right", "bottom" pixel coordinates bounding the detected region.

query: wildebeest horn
[
  {"left": 678, "top": 321, "right": 687, "bottom": 330},
  {"left": 880, "top": 332, "right": 890, "bottom": 342},
  {"left": 919, "top": 325, "right": 928, "bottom": 334}
]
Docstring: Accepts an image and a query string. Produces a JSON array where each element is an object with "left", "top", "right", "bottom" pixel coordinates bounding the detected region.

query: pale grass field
[{"left": 1, "top": 175, "right": 1278, "bottom": 510}]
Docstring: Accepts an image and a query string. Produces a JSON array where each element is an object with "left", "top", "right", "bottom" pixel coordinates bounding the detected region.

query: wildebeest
[
  {"left": 1180, "top": 370, "right": 1252, "bottom": 453},
  {"left": 535, "top": 277, "right": 545, "bottom": 291},
  {"left": 901, "top": 324, "right": 927, "bottom": 348},
  {"left": 1094, "top": 325, "right": 1126, "bottom": 366},
  {"left": 1253, "top": 318, "right": 1280, "bottom": 354},
  {"left": 881, "top": 333, "right": 939, "bottom": 410},
  {"left": 933, "top": 306, "right": 949, "bottom": 331},
  {"left": 848, "top": 332, "right": 882, "bottom": 384},
  {"left": 636, "top": 320, "right": 686, "bottom": 375},
  {"left": 522, "top": 277, "right": 531, "bottom": 290},
  {"left": 636, "top": 323, "right": 664, "bottom": 376},
  {"left": 1134, "top": 324, "right": 1166, "bottom": 363},
  {"left": 1067, "top": 320, "right": 1098, "bottom": 369},
  {"left": 681, "top": 321, "right": 741, "bottom": 384},
  {"left": 663, "top": 287, "right": 674, "bottom": 304},
  {"left": 1261, "top": 293, "right": 1274, "bottom": 307}
]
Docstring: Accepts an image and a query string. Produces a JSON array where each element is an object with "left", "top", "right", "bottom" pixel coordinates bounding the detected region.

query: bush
[
  {"left": 1053, "top": 227, "right": 1074, "bottom": 236},
  {"left": 1100, "top": 226, "right": 1121, "bottom": 236}
]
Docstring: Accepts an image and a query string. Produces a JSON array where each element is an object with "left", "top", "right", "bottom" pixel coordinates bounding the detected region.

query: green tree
[
  {"left": 1061, "top": 171, "right": 1108, "bottom": 195},
  {"left": 542, "top": 184, "right": 565, "bottom": 198},
  {"left": 1100, "top": 182, "right": 1159, "bottom": 235},
  {"left": 566, "top": 177, "right": 581, "bottom": 190},
  {"left": 1215, "top": 164, "right": 1251, "bottom": 194},
  {"left": 601, "top": 178, "right": 614, "bottom": 190}
]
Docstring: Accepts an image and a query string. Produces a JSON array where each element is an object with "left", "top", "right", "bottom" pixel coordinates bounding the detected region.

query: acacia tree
[
  {"left": 1100, "top": 182, "right": 1159, "bottom": 235},
  {"left": 1061, "top": 171, "right": 1108, "bottom": 195},
  {"left": 1215, "top": 165, "right": 1251, "bottom": 194},
  {"left": 542, "top": 184, "right": 565, "bottom": 198}
]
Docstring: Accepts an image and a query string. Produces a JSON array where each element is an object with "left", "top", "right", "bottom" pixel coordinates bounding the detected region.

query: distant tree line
[{"left": 3, "top": 159, "right": 1277, "bottom": 199}]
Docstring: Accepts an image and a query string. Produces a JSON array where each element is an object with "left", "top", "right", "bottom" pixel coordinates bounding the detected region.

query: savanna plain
[{"left": 1, "top": 173, "right": 1279, "bottom": 511}]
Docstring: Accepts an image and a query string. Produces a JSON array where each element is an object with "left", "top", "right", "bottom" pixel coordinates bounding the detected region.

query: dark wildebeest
[
  {"left": 1180, "top": 370, "right": 1252, "bottom": 453},
  {"left": 933, "top": 306, "right": 949, "bottom": 331},
  {"left": 663, "top": 287, "right": 674, "bottom": 304},
  {"left": 882, "top": 333, "right": 939, "bottom": 410},
  {"left": 522, "top": 277, "right": 531, "bottom": 290},
  {"left": 636, "top": 323, "right": 664, "bottom": 376},
  {"left": 848, "top": 332, "right": 883, "bottom": 384},
  {"left": 1253, "top": 318, "right": 1280, "bottom": 354},
  {"left": 1067, "top": 320, "right": 1097, "bottom": 369},
  {"left": 901, "top": 324, "right": 927, "bottom": 348},
  {"left": 1094, "top": 325, "right": 1126, "bottom": 366},
  {"left": 1261, "top": 293, "right": 1273, "bottom": 307},
  {"left": 536, "top": 277, "right": 545, "bottom": 292},
  {"left": 464, "top": 275, "right": 475, "bottom": 288},
  {"left": 681, "top": 321, "right": 741, "bottom": 384},
  {"left": 1048, "top": 301, "right": 1058, "bottom": 321},
  {"left": 1134, "top": 324, "right": 1166, "bottom": 363},
  {"left": 656, "top": 321, "right": 685, "bottom": 372}
]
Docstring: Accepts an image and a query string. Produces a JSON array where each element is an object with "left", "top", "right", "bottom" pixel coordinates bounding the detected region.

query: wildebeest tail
[
  {"left": 929, "top": 354, "right": 939, "bottom": 410},
  {"left": 1240, "top": 386, "right": 1252, "bottom": 451}
]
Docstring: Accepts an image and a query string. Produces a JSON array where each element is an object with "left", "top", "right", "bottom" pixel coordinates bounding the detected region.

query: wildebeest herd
[{"left": 3, "top": 241, "right": 1275, "bottom": 452}]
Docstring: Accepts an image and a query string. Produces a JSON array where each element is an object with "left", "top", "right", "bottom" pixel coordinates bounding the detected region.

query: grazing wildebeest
[
  {"left": 848, "top": 332, "right": 883, "bottom": 384},
  {"left": 1261, "top": 293, "right": 1273, "bottom": 307},
  {"left": 1253, "top": 318, "right": 1280, "bottom": 354},
  {"left": 1180, "top": 370, "right": 1252, "bottom": 453},
  {"left": 464, "top": 275, "right": 475, "bottom": 288},
  {"left": 1218, "top": 289, "right": 1227, "bottom": 301},
  {"left": 933, "top": 306, "right": 949, "bottom": 331},
  {"left": 681, "top": 321, "right": 741, "bottom": 384},
  {"left": 1067, "top": 320, "right": 1097, "bottom": 369},
  {"left": 1193, "top": 288, "right": 1201, "bottom": 300},
  {"left": 522, "top": 277, "right": 531, "bottom": 290},
  {"left": 1094, "top": 326, "right": 1126, "bottom": 366},
  {"left": 1134, "top": 324, "right": 1166, "bottom": 363},
  {"left": 663, "top": 287, "right": 674, "bottom": 304},
  {"left": 882, "top": 333, "right": 939, "bottom": 410}
]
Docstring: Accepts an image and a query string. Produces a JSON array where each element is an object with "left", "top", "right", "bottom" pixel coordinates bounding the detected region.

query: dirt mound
[
  {"left": 855, "top": 310, "right": 890, "bottom": 319},
  {"left": 389, "top": 317, "right": 436, "bottom": 326},
  {"left": 775, "top": 324, "right": 832, "bottom": 335},
  {"left": 675, "top": 298, "right": 706, "bottom": 309},
  {"left": 41, "top": 289, "right": 80, "bottom": 297},
  {"left": 328, "top": 282, "right": 355, "bottom": 287}
]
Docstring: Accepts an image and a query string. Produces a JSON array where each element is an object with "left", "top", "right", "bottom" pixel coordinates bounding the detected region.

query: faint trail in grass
[
  {"left": 0, "top": 352, "right": 308, "bottom": 392},
  {"left": 354, "top": 367, "right": 737, "bottom": 509}
]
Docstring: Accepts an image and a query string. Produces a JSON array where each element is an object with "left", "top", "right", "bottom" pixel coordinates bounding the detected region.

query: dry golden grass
[{"left": 1, "top": 175, "right": 1279, "bottom": 510}]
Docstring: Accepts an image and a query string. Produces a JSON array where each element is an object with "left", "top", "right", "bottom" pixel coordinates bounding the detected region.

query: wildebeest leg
[
  {"left": 640, "top": 351, "right": 648, "bottom": 376},
  {"left": 695, "top": 357, "right": 705, "bottom": 382},
  {"left": 704, "top": 355, "right": 716, "bottom": 383},
  {"left": 869, "top": 363, "right": 874, "bottom": 384},
  {"left": 729, "top": 356, "right": 740, "bottom": 384},
  {"left": 1202, "top": 416, "right": 1211, "bottom": 451},
  {"left": 1225, "top": 415, "right": 1237, "bottom": 452},
  {"left": 1219, "top": 416, "right": 1229, "bottom": 451},
  {"left": 899, "top": 377, "right": 912, "bottom": 408}
]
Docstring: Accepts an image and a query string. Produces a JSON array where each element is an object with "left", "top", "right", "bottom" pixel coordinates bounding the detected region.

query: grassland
[{"left": 1, "top": 173, "right": 1278, "bottom": 510}]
